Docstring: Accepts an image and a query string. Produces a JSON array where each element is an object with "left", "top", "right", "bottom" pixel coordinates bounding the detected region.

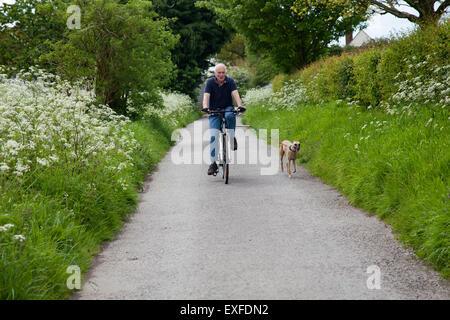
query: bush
[
  {"left": 271, "top": 73, "right": 289, "bottom": 93},
  {"left": 242, "top": 86, "right": 272, "bottom": 106},
  {"left": 353, "top": 48, "right": 382, "bottom": 107},
  {"left": 309, "top": 54, "right": 358, "bottom": 103},
  {"left": 227, "top": 66, "right": 252, "bottom": 97},
  {"left": 270, "top": 21, "right": 449, "bottom": 109},
  {"left": 377, "top": 22, "right": 449, "bottom": 102},
  {"left": 248, "top": 54, "right": 280, "bottom": 88}
]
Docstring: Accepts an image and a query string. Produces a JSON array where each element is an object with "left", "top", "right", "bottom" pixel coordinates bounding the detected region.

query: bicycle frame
[
  {"left": 218, "top": 114, "right": 229, "bottom": 166},
  {"left": 208, "top": 109, "right": 239, "bottom": 184}
]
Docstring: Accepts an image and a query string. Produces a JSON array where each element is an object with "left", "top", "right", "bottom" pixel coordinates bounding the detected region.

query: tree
[
  {"left": 42, "top": 0, "right": 177, "bottom": 117},
  {"left": 197, "top": 0, "right": 367, "bottom": 72},
  {"left": 293, "top": 1, "right": 450, "bottom": 26},
  {"left": 0, "top": 0, "right": 68, "bottom": 71},
  {"left": 215, "top": 35, "right": 279, "bottom": 87},
  {"left": 152, "top": 0, "right": 231, "bottom": 97},
  {"left": 367, "top": 0, "right": 449, "bottom": 26},
  {"left": 215, "top": 34, "right": 247, "bottom": 66}
]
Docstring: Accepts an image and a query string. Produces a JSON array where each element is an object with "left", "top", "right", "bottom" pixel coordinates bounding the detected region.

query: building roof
[{"left": 349, "top": 30, "right": 373, "bottom": 47}]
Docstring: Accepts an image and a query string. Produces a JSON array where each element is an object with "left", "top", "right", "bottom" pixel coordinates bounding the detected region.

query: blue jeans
[{"left": 209, "top": 106, "right": 236, "bottom": 163}]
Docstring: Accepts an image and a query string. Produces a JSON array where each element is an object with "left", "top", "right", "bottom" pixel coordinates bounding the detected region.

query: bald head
[
  {"left": 214, "top": 63, "right": 226, "bottom": 83},
  {"left": 214, "top": 63, "right": 227, "bottom": 73}
]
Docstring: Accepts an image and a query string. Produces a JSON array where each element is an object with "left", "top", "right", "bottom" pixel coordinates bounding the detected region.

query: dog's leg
[
  {"left": 287, "top": 158, "right": 291, "bottom": 178},
  {"left": 279, "top": 145, "right": 284, "bottom": 172},
  {"left": 293, "top": 159, "right": 297, "bottom": 173}
]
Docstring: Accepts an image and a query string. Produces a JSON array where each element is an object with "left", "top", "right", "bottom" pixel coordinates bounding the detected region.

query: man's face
[{"left": 215, "top": 66, "right": 226, "bottom": 82}]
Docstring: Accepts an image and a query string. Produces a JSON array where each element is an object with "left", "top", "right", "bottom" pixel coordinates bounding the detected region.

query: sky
[
  {"left": 363, "top": 11, "right": 416, "bottom": 38},
  {"left": 0, "top": 0, "right": 424, "bottom": 45}
]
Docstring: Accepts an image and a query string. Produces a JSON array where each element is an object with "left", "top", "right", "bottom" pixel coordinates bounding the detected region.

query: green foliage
[
  {"left": 42, "top": 0, "right": 177, "bottom": 116},
  {"left": 227, "top": 66, "right": 251, "bottom": 97},
  {"left": 353, "top": 48, "right": 382, "bottom": 107},
  {"left": 272, "top": 74, "right": 290, "bottom": 93},
  {"left": 243, "top": 101, "right": 450, "bottom": 278},
  {"left": 197, "top": 0, "right": 367, "bottom": 72},
  {"left": 377, "top": 21, "right": 449, "bottom": 101},
  {"left": 302, "top": 54, "right": 357, "bottom": 102},
  {"left": 216, "top": 35, "right": 280, "bottom": 88},
  {"left": 0, "top": 0, "right": 67, "bottom": 72},
  {"left": 273, "top": 21, "right": 450, "bottom": 107},
  {"left": 153, "top": 0, "right": 231, "bottom": 98},
  {"left": 215, "top": 34, "right": 246, "bottom": 66},
  {"left": 247, "top": 53, "right": 281, "bottom": 88}
]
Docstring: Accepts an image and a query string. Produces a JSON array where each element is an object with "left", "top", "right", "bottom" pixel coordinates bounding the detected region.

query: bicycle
[{"left": 202, "top": 107, "right": 246, "bottom": 184}]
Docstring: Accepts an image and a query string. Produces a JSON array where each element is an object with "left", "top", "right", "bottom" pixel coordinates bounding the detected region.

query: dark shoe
[
  {"left": 233, "top": 137, "right": 238, "bottom": 151},
  {"left": 208, "top": 162, "right": 218, "bottom": 175}
]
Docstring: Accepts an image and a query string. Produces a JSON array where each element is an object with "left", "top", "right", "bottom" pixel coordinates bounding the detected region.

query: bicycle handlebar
[{"left": 202, "top": 107, "right": 246, "bottom": 114}]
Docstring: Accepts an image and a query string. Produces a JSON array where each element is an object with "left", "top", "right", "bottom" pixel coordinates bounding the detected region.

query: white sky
[{"left": 364, "top": 12, "right": 416, "bottom": 38}]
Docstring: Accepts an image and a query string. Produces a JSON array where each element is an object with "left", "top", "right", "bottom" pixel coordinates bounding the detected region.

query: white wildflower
[
  {"left": 0, "top": 224, "right": 14, "bottom": 232},
  {"left": 117, "top": 162, "right": 127, "bottom": 170},
  {"left": 36, "top": 157, "right": 49, "bottom": 167},
  {"left": 13, "top": 234, "right": 26, "bottom": 242},
  {"left": 15, "top": 160, "right": 29, "bottom": 175},
  {"left": 49, "top": 155, "right": 59, "bottom": 163}
]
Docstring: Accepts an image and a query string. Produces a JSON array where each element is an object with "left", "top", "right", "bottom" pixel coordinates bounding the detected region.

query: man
[{"left": 202, "top": 63, "right": 244, "bottom": 175}]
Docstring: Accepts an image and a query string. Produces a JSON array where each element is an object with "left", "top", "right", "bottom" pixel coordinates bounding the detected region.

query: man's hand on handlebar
[{"left": 237, "top": 106, "right": 246, "bottom": 113}]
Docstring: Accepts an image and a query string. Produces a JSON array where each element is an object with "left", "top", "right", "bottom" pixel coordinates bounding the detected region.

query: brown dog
[{"left": 280, "top": 140, "right": 301, "bottom": 178}]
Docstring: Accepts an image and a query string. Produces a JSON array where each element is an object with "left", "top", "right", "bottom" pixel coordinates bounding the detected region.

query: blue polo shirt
[{"left": 204, "top": 76, "right": 237, "bottom": 110}]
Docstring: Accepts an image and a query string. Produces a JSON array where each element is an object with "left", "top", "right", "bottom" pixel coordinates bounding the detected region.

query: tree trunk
[{"left": 414, "top": 0, "right": 440, "bottom": 27}]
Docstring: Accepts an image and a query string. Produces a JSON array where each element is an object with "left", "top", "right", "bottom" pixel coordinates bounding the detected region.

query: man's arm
[
  {"left": 231, "top": 90, "right": 243, "bottom": 108},
  {"left": 203, "top": 92, "right": 210, "bottom": 110}
]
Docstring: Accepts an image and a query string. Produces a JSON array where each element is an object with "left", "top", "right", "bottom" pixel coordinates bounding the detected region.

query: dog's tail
[{"left": 270, "top": 136, "right": 289, "bottom": 147}]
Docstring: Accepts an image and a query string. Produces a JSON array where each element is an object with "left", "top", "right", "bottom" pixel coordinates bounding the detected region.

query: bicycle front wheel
[
  {"left": 224, "top": 163, "right": 229, "bottom": 184},
  {"left": 221, "top": 132, "right": 226, "bottom": 180},
  {"left": 222, "top": 133, "right": 229, "bottom": 184}
]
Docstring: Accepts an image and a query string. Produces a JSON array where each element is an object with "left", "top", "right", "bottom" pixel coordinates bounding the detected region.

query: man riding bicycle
[{"left": 202, "top": 63, "right": 245, "bottom": 175}]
